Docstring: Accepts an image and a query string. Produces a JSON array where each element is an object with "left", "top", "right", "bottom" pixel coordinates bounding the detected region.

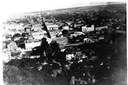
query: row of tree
[{"left": 51, "top": 4, "right": 126, "bottom": 30}]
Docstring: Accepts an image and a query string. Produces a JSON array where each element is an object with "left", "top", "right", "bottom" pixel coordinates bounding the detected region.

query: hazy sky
[
  {"left": 0, "top": 0, "right": 126, "bottom": 21},
  {"left": 1, "top": 0, "right": 126, "bottom": 13}
]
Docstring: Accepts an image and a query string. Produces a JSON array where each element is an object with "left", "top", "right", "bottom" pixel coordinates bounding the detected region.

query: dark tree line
[{"left": 49, "top": 4, "right": 126, "bottom": 30}]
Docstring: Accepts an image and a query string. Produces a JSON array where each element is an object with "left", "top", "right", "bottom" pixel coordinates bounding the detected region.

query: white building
[
  {"left": 25, "top": 42, "right": 41, "bottom": 50},
  {"left": 82, "top": 25, "right": 95, "bottom": 32},
  {"left": 95, "top": 26, "right": 108, "bottom": 30},
  {"left": 47, "top": 24, "right": 59, "bottom": 30},
  {"left": 31, "top": 24, "right": 43, "bottom": 32},
  {"left": 62, "top": 26, "right": 70, "bottom": 30},
  {"left": 32, "top": 31, "right": 46, "bottom": 40}
]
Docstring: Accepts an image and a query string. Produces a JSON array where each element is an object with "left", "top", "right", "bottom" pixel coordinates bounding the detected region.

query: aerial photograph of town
[{"left": 2, "top": 1, "right": 126, "bottom": 85}]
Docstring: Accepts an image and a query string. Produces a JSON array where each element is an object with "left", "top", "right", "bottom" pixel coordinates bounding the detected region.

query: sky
[{"left": 0, "top": 0, "right": 126, "bottom": 20}]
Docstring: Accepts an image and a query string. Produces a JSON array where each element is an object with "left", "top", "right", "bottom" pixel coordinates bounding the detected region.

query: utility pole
[{"left": 40, "top": 13, "right": 51, "bottom": 38}]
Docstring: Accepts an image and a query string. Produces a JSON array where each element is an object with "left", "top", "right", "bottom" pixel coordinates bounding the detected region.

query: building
[
  {"left": 82, "top": 25, "right": 95, "bottom": 32},
  {"left": 32, "top": 31, "right": 46, "bottom": 40},
  {"left": 46, "top": 24, "right": 59, "bottom": 30},
  {"left": 62, "top": 26, "right": 70, "bottom": 30},
  {"left": 95, "top": 26, "right": 108, "bottom": 31},
  {"left": 31, "top": 24, "right": 43, "bottom": 32}
]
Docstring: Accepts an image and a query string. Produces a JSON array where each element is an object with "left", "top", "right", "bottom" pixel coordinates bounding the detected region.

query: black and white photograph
[{"left": 1, "top": 1, "right": 127, "bottom": 85}]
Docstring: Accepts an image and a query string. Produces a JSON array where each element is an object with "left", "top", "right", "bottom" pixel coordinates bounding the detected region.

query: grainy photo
[{"left": 2, "top": 2, "right": 126, "bottom": 85}]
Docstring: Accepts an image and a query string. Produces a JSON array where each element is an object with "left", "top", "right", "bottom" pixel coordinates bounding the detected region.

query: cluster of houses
[{"left": 3, "top": 20, "right": 109, "bottom": 52}]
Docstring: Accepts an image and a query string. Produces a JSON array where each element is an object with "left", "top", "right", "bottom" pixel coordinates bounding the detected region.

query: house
[
  {"left": 82, "top": 25, "right": 95, "bottom": 32},
  {"left": 66, "top": 21, "right": 73, "bottom": 26},
  {"left": 95, "top": 26, "right": 108, "bottom": 31},
  {"left": 31, "top": 24, "right": 43, "bottom": 32},
  {"left": 3, "top": 23, "right": 24, "bottom": 35},
  {"left": 52, "top": 37, "right": 68, "bottom": 46},
  {"left": 62, "top": 26, "right": 70, "bottom": 30},
  {"left": 32, "top": 31, "right": 46, "bottom": 40},
  {"left": 25, "top": 42, "right": 41, "bottom": 50},
  {"left": 47, "top": 24, "right": 59, "bottom": 30}
]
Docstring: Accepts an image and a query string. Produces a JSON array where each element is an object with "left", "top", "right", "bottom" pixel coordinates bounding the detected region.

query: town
[{"left": 2, "top": 3, "right": 126, "bottom": 85}]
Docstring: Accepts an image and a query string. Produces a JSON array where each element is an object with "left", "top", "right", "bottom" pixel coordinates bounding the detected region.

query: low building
[
  {"left": 25, "top": 42, "right": 41, "bottom": 50},
  {"left": 82, "top": 25, "right": 95, "bottom": 32},
  {"left": 47, "top": 24, "right": 59, "bottom": 30},
  {"left": 53, "top": 37, "right": 68, "bottom": 46},
  {"left": 95, "top": 26, "right": 108, "bottom": 31},
  {"left": 32, "top": 31, "right": 46, "bottom": 40},
  {"left": 31, "top": 24, "right": 43, "bottom": 32},
  {"left": 62, "top": 26, "right": 70, "bottom": 30}
]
